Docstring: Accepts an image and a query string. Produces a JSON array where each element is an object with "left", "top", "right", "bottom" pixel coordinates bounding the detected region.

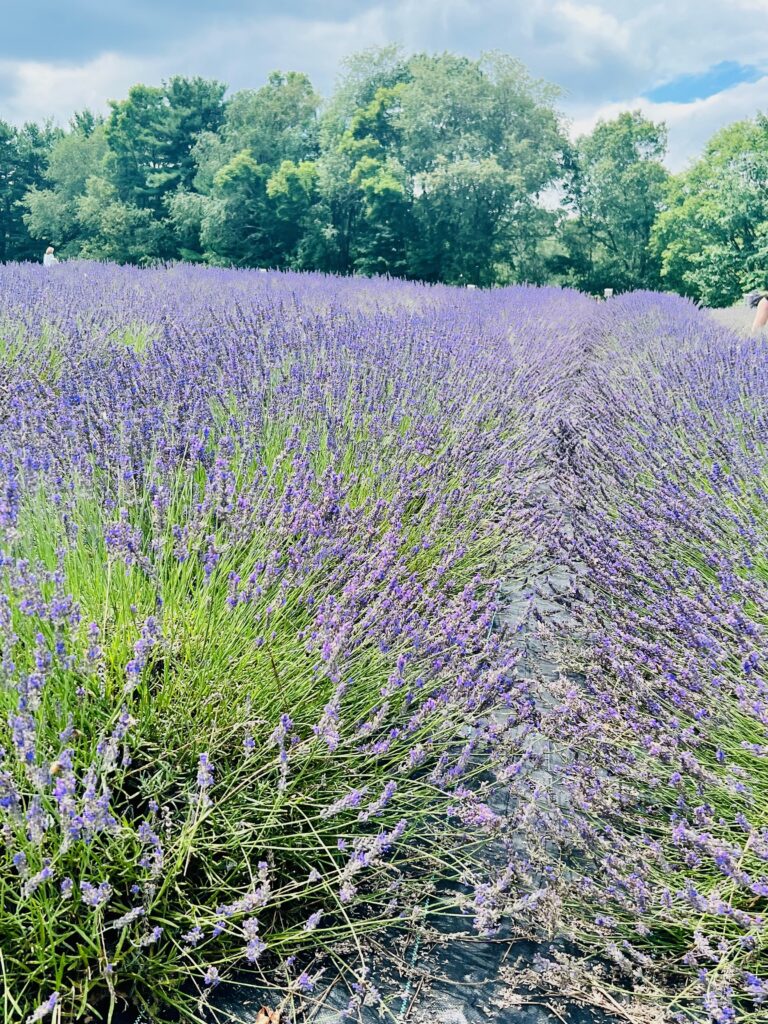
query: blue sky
[
  {"left": 1, "top": 1, "right": 765, "bottom": 169},
  {"left": 645, "top": 61, "right": 764, "bottom": 104}
]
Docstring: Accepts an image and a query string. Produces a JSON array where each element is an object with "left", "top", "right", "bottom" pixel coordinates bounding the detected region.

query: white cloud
[
  {"left": 0, "top": 11, "right": 391, "bottom": 125},
  {"left": 0, "top": 1, "right": 767, "bottom": 168},
  {"left": 0, "top": 52, "right": 159, "bottom": 125},
  {"left": 552, "top": 1, "right": 631, "bottom": 62},
  {"left": 569, "top": 75, "right": 768, "bottom": 170}
]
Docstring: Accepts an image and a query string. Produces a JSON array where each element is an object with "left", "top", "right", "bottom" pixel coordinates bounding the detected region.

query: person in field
[
  {"left": 748, "top": 289, "right": 768, "bottom": 331},
  {"left": 43, "top": 246, "right": 58, "bottom": 267}
]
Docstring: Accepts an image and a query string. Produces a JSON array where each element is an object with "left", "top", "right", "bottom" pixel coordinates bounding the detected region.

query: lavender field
[{"left": 0, "top": 264, "right": 765, "bottom": 1024}]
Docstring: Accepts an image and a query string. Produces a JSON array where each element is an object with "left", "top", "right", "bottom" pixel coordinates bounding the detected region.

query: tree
[
  {"left": 403, "top": 54, "right": 564, "bottom": 284},
  {"left": 651, "top": 117, "right": 768, "bottom": 306},
  {"left": 23, "top": 103, "right": 178, "bottom": 265},
  {"left": 163, "top": 77, "right": 228, "bottom": 191},
  {"left": 560, "top": 111, "right": 669, "bottom": 293},
  {"left": 201, "top": 151, "right": 272, "bottom": 266},
  {"left": 0, "top": 120, "right": 61, "bottom": 262},
  {"left": 75, "top": 176, "right": 169, "bottom": 264},
  {"left": 23, "top": 117, "right": 108, "bottom": 256},
  {"left": 106, "top": 77, "right": 225, "bottom": 221},
  {"left": 176, "top": 72, "right": 321, "bottom": 265},
  {"left": 220, "top": 72, "right": 319, "bottom": 168},
  {"left": 304, "top": 48, "right": 412, "bottom": 275},
  {"left": 266, "top": 159, "right": 320, "bottom": 267},
  {"left": 313, "top": 49, "right": 567, "bottom": 282}
]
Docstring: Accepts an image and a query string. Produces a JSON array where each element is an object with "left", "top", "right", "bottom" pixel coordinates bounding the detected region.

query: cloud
[
  {"left": 1, "top": 1, "right": 768, "bottom": 169},
  {"left": 552, "top": 1, "right": 631, "bottom": 62},
  {"left": 0, "top": 52, "right": 159, "bottom": 124},
  {"left": 570, "top": 75, "right": 768, "bottom": 171},
  {"left": 0, "top": 9, "right": 396, "bottom": 125}
]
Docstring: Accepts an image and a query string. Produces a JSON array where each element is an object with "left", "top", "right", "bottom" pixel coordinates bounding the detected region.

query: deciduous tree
[
  {"left": 561, "top": 111, "right": 668, "bottom": 293},
  {"left": 651, "top": 117, "right": 768, "bottom": 306}
]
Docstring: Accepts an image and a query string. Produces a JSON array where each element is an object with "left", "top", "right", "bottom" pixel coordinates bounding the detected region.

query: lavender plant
[
  {"left": 523, "top": 294, "right": 768, "bottom": 1023},
  {"left": 0, "top": 262, "right": 588, "bottom": 1022}
]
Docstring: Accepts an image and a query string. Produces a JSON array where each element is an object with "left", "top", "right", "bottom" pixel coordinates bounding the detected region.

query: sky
[{"left": 1, "top": 0, "right": 767, "bottom": 170}]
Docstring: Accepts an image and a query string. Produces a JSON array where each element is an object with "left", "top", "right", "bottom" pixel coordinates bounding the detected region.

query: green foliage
[
  {"left": 311, "top": 49, "right": 567, "bottom": 283},
  {"left": 76, "top": 177, "right": 170, "bottom": 264},
  {"left": 174, "top": 72, "right": 321, "bottom": 265},
  {"left": 204, "top": 151, "right": 272, "bottom": 266},
  {"left": 220, "top": 72, "right": 320, "bottom": 168},
  {"left": 23, "top": 122, "right": 108, "bottom": 256},
  {"left": 106, "top": 78, "right": 226, "bottom": 214},
  {"left": 266, "top": 159, "right": 320, "bottom": 266},
  {"left": 560, "top": 111, "right": 669, "bottom": 293},
  {"left": 96, "top": 77, "right": 226, "bottom": 261},
  {"left": 651, "top": 117, "right": 768, "bottom": 306},
  {"left": 411, "top": 157, "right": 512, "bottom": 285},
  {"left": 0, "top": 119, "right": 62, "bottom": 262},
  {"left": 11, "top": 49, "right": 768, "bottom": 296}
]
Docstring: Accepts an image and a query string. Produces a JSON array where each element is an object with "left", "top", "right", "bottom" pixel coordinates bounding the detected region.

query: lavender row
[
  {"left": 0, "top": 262, "right": 590, "bottom": 1023},
  {"left": 526, "top": 293, "right": 768, "bottom": 1023}
]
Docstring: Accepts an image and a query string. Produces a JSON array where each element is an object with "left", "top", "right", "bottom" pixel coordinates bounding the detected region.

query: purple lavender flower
[
  {"left": 137, "top": 819, "right": 164, "bottom": 875},
  {"left": 25, "top": 992, "right": 58, "bottom": 1023},
  {"left": 137, "top": 925, "right": 164, "bottom": 947},
  {"left": 80, "top": 880, "right": 112, "bottom": 909},
  {"left": 203, "top": 965, "right": 221, "bottom": 988},
  {"left": 320, "top": 787, "right": 367, "bottom": 819},
  {"left": 11, "top": 713, "right": 36, "bottom": 764},
  {"left": 182, "top": 925, "right": 204, "bottom": 947},
  {"left": 296, "top": 971, "right": 314, "bottom": 993},
  {"left": 21, "top": 862, "right": 54, "bottom": 899},
  {"left": 124, "top": 616, "right": 160, "bottom": 691},
  {"left": 358, "top": 781, "right": 397, "bottom": 821},
  {"left": 243, "top": 917, "right": 266, "bottom": 962},
  {"left": 196, "top": 752, "right": 214, "bottom": 807},
  {"left": 109, "top": 906, "right": 145, "bottom": 930}
]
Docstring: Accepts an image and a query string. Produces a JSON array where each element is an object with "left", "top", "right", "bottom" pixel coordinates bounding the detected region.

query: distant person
[
  {"left": 749, "top": 291, "right": 768, "bottom": 332},
  {"left": 43, "top": 246, "right": 58, "bottom": 267}
]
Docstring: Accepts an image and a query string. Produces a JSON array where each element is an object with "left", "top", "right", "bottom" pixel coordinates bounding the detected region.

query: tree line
[{"left": 1, "top": 46, "right": 766, "bottom": 305}]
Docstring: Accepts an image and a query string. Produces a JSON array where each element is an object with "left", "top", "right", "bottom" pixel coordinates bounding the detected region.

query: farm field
[{"left": 0, "top": 264, "right": 765, "bottom": 1024}]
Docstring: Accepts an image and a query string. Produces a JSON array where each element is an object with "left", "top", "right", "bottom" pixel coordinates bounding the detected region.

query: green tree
[
  {"left": 651, "top": 116, "right": 768, "bottom": 306},
  {"left": 175, "top": 72, "right": 320, "bottom": 265},
  {"left": 164, "top": 77, "right": 228, "bottom": 191},
  {"left": 106, "top": 77, "right": 225, "bottom": 216},
  {"left": 560, "top": 111, "right": 668, "bottom": 293},
  {"left": 0, "top": 120, "right": 61, "bottom": 262},
  {"left": 75, "top": 176, "right": 169, "bottom": 264},
  {"left": 200, "top": 151, "right": 272, "bottom": 266},
  {"left": 23, "top": 116, "right": 108, "bottom": 256},
  {"left": 219, "top": 72, "right": 319, "bottom": 168},
  {"left": 321, "top": 47, "right": 410, "bottom": 148},
  {"left": 303, "top": 48, "right": 412, "bottom": 274},
  {"left": 266, "top": 159, "right": 320, "bottom": 267},
  {"left": 313, "top": 49, "right": 566, "bottom": 283}
]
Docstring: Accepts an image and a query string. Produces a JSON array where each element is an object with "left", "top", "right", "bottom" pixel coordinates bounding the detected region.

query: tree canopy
[
  {"left": 651, "top": 117, "right": 768, "bottom": 306},
  {"left": 0, "top": 50, "right": 765, "bottom": 304},
  {"left": 558, "top": 111, "right": 669, "bottom": 293}
]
